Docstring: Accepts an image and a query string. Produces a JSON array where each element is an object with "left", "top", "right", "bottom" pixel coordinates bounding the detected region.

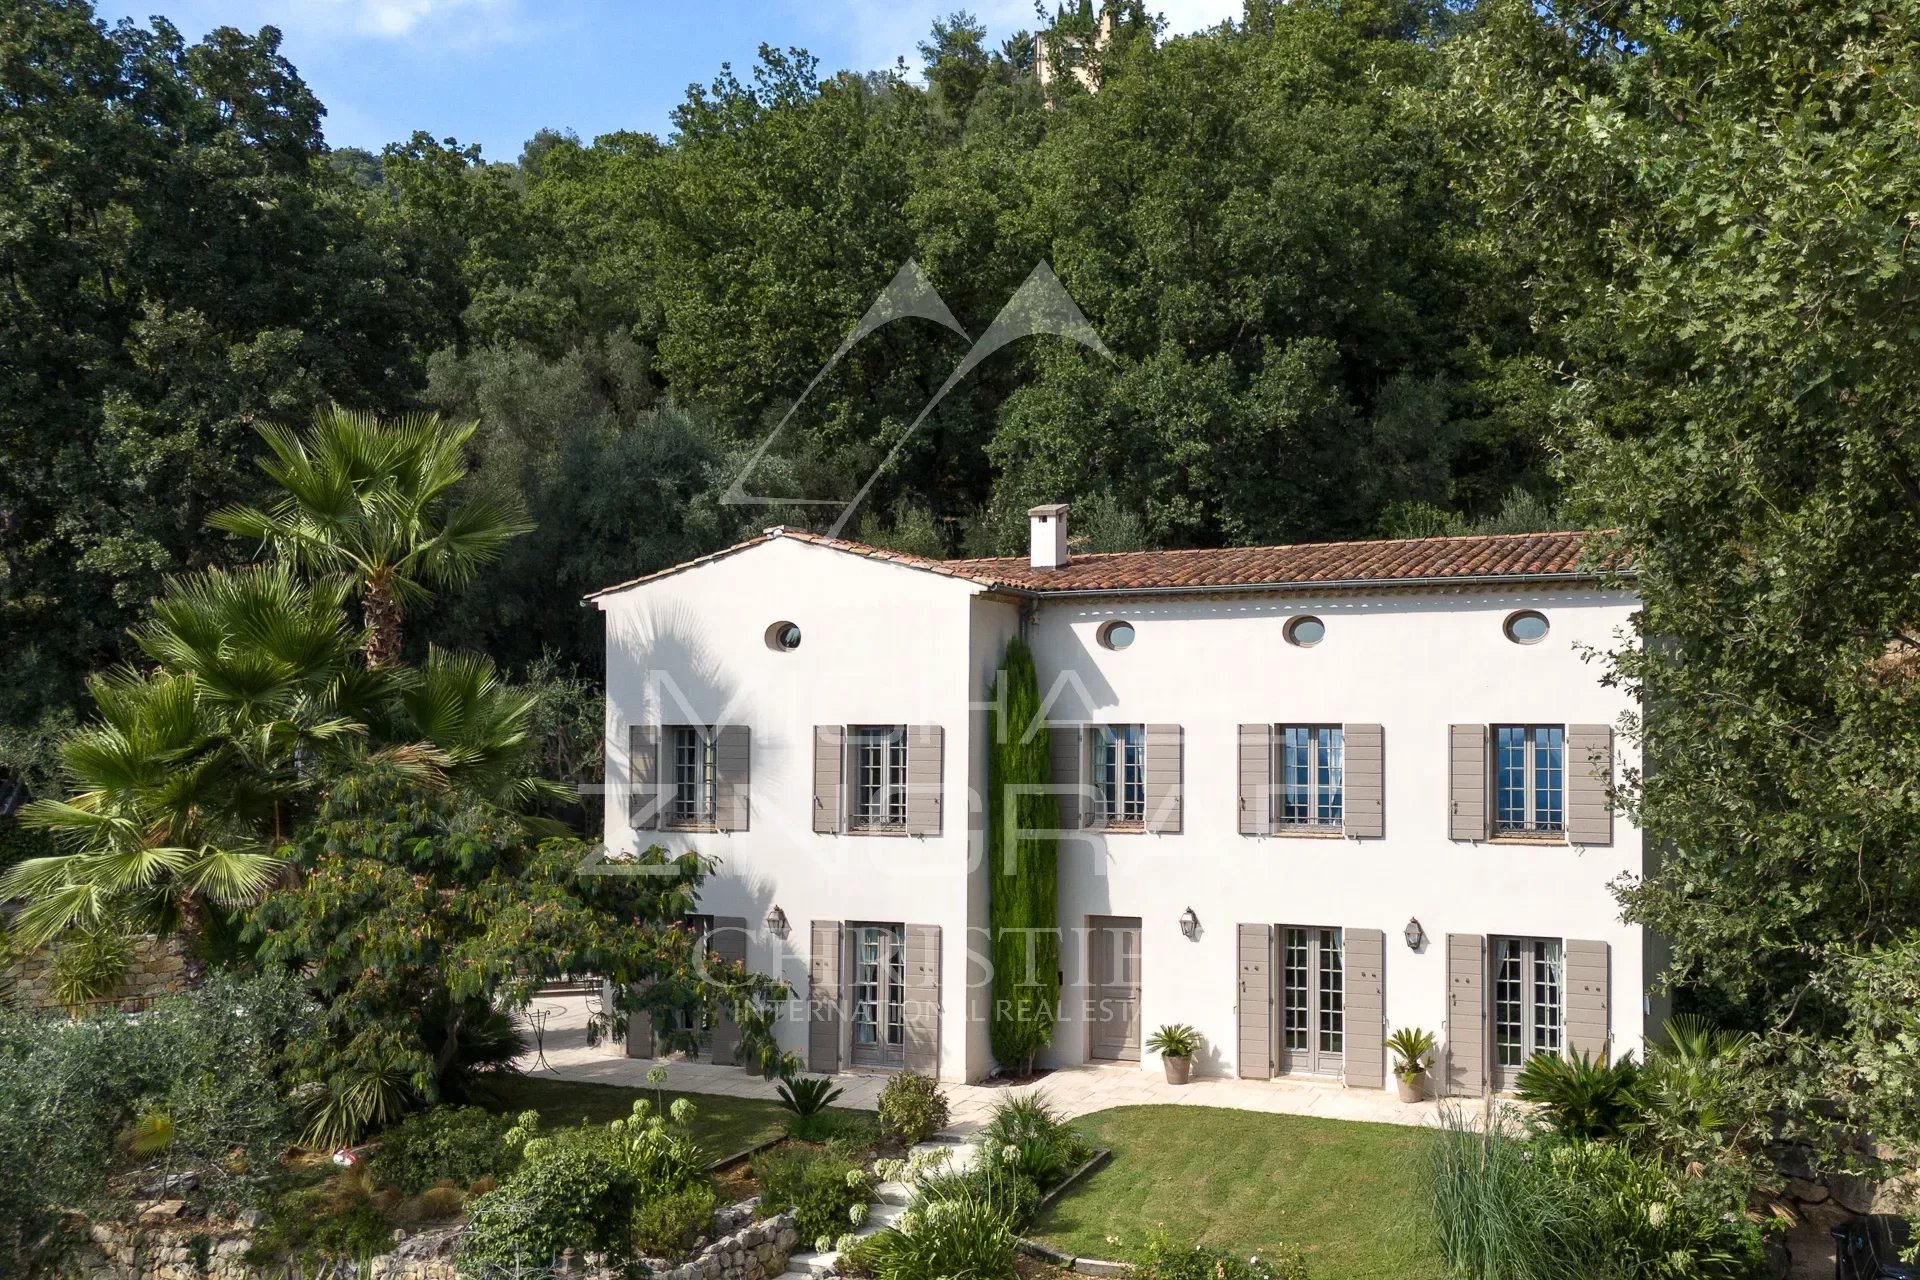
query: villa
[{"left": 588, "top": 506, "right": 1658, "bottom": 1095}]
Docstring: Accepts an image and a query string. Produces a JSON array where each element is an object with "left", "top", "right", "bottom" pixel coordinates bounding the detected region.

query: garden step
[
  {"left": 909, "top": 1140, "right": 978, "bottom": 1171},
  {"left": 863, "top": 1202, "right": 905, "bottom": 1230},
  {"left": 784, "top": 1249, "right": 838, "bottom": 1279},
  {"left": 875, "top": 1179, "right": 913, "bottom": 1205}
]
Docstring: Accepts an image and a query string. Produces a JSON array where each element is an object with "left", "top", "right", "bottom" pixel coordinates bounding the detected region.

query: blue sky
[{"left": 98, "top": 0, "right": 1241, "bottom": 161}]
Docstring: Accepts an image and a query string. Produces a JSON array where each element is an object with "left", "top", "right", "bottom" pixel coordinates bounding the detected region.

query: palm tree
[
  {"left": 0, "top": 565, "right": 368, "bottom": 949},
  {"left": 210, "top": 406, "right": 531, "bottom": 668}
]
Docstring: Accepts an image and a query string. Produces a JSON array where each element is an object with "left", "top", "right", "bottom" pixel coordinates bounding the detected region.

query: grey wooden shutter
[
  {"left": 808, "top": 920, "right": 843, "bottom": 1072},
  {"left": 715, "top": 725, "right": 751, "bottom": 832},
  {"left": 1049, "top": 725, "right": 1086, "bottom": 831},
  {"left": 812, "top": 726, "right": 844, "bottom": 834},
  {"left": 1564, "top": 939, "right": 1611, "bottom": 1061},
  {"left": 1238, "top": 724, "right": 1272, "bottom": 835},
  {"left": 1567, "top": 725, "right": 1614, "bottom": 846},
  {"left": 1237, "top": 923, "right": 1273, "bottom": 1079},
  {"left": 1344, "top": 928, "right": 1385, "bottom": 1088},
  {"left": 906, "top": 725, "right": 943, "bottom": 836},
  {"left": 706, "top": 916, "right": 749, "bottom": 1064},
  {"left": 1344, "top": 724, "right": 1383, "bottom": 838},
  {"left": 1445, "top": 933, "right": 1486, "bottom": 1096},
  {"left": 1448, "top": 724, "right": 1488, "bottom": 841},
  {"left": 629, "top": 724, "right": 661, "bottom": 830},
  {"left": 903, "top": 923, "right": 942, "bottom": 1074},
  {"left": 1144, "top": 724, "right": 1183, "bottom": 833}
]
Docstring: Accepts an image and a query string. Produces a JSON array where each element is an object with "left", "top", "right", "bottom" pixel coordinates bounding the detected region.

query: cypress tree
[{"left": 988, "top": 634, "right": 1061, "bottom": 1074}]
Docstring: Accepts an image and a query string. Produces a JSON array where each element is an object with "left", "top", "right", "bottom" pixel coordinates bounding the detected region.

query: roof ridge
[{"left": 941, "top": 527, "right": 1607, "bottom": 566}]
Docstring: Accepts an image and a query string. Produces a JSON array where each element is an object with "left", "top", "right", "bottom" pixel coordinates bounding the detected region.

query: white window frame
[
  {"left": 665, "top": 725, "right": 717, "bottom": 829},
  {"left": 1492, "top": 935, "right": 1564, "bottom": 1089},
  {"left": 1275, "top": 725, "right": 1344, "bottom": 831},
  {"left": 1089, "top": 724, "right": 1145, "bottom": 827},
  {"left": 848, "top": 725, "right": 908, "bottom": 832},
  {"left": 1494, "top": 725, "right": 1566, "bottom": 836}
]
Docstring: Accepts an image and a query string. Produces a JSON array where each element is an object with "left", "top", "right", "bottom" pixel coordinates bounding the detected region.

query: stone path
[{"left": 522, "top": 996, "right": 1456, "bottom": 1134}]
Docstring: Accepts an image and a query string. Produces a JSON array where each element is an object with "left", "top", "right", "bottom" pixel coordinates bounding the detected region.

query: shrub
[
  {"left": 752, "top": 1144, "right": 874, "bottom": 1247},
  {"left": 1386, "top": 1027, "right": 1438, "bottom": 1081},
  {"left": 459, "top": 1138, "right": 640, "bottom": 1274},
  {"left": 877, "top": 1071, "right": 948, "bottom": 1145},
  {"left": 367, "top": 1106, "right": 519, "bottom": 1194},
  {"left": 634, "top": 1182, "right": 720, "bottom": 1256},
  {"left": 980, "top": 1095, "right": 1088, "bottom": 1189},
  {"left": 1133, "top": 1230, "right": 1308, "bottom": 1280},
  {"left": 779, "top": 1075, "right": 845, "bottom": 1120},
  {"left": 1427, "top": 1108, "right": 1587, "bottom": 1280},
  {"left": 1144, "top": 1024, "right": 1199, "bottom": 1059},
  {"left": 1547, "top": 1139, "right": 1767, "bottom": 1280},
  {"left": 1514, "top": 1049, "right": 1643, "bottom": 1141},
  {"left": 860, "top": 1176, "right": 1018, "bottom": 1280}
]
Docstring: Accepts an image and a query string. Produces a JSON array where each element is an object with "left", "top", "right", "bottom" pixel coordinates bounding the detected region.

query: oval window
[
  {"left": 1285, "top": 616, "right": 1326, "bottom": 647},
  {"left": 1504, "top": 610, "right": 1550, "bottom": 644},
  {"left": 765, "top": 621, "right": 803, "bottom": 652},
  {"left": 1098, "top": 620, "right": 1136, "bottom": 650}
]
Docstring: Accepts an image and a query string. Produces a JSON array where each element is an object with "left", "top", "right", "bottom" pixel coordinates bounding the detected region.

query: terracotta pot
[
  {"left": 1163, "top": 1055, "right": 1193, "bottom": 1086},
  {"left": 1396, "top": 1072, "right": 1426, "bottom": 1104}
]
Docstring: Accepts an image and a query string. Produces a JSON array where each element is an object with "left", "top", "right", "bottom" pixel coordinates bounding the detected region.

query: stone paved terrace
[{"left": 516, "top": 995, "right": 1463, "bottom": 1133}]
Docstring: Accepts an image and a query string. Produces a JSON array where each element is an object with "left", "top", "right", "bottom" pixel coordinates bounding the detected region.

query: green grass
[
  {"left": 471, "top": 1074, "right": 853, "bottom": 1160},
  {"left": 1032, "top": 1105, "right": 1440, "bottom": 1280}
]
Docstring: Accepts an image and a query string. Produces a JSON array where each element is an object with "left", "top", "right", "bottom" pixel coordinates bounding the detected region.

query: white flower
[
  {"left": 1647, "top": 1202, "right": 1667, "bottom": 1228},
  {"left": 850, "top": 1204, "right": 866, "bottom": 1226}
]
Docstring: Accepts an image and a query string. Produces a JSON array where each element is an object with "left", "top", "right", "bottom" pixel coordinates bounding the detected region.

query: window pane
[
  {"left": 1318, "top": 728, "right": 1344, "bottom": 825},
  {"left": 1282, "top": 928, "right": 1308, "bottom": 1051},
  {"left": 1494, "top": 939, "right": 1524, "bottom": 1067},
  {"left": 1532, "top": 728, "right": 1564, "bottom": 831},
  {"left": 1496, "top": 726, "right": 1528, "bottom": 829},
  {"left": 1532, "top": 940, "right": 1563, "bottom": 1055},
  {"left": 1318, "top": 929, "right": 1344, "bottom": 1054}
]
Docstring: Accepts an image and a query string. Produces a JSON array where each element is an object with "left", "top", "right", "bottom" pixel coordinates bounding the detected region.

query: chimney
[{"left": 1028, "top": 503, "right": 1070, "bottom": 569}]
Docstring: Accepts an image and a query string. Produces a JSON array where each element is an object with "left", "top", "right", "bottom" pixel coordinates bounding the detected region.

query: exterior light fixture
[
  {"left": 1179, "top": 907, "right": 1200, "bottom": 941},
  {"left": 765, "top": 905, "right": 789, "bottom": 938},
  {"left": 1404, "top": 917, "right": 1426, "bottom": 952}
]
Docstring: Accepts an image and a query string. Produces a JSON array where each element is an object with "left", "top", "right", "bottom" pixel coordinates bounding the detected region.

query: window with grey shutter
[
  {"left": 902, "top": 923, "right": 941, "bottom": 1073},
  {"left": 713, "top": 725, "right": 750, "bottom": 832},
  {"left": 1445, "top": 933, "right": 1486, "bottom": 1096},
  {"left": 1344, "top": 928, "right": 1385, "bottom": 1088},
  {"left": 629, "top": 724, "right": 662, "bottom": 830},
  {"left": 808, "top": 920, "right": 843, "bottom": 1072},
  {"left": 1049, "top": 725, "right": 1086, "bottom": 831},
  {"left": 1237, "top": 923, "right": 1273, "bottom": 1079},
  {"left": 906, "top": 725, "right": 943, "bottom": 836},
  {"left": 706, "top": 916, "right": 749, "bottom": 1063},
  {"left": 1238, "top": 725, "right": 1272, "bottom": 835},
  {"left": 1448, "top": 724, "right": 1489, "bottom": 841},
  {"left": 1343, "top": 724, "right": 1384, "bottom": 838},
  {"left": 812, "top": 726, "right": 844, "bottom": 834},
  {"left": 1566, "top": 725, "right": 1614, "bottom": 846},
  {"left": 1143, "top": 724, "right": 1182, "bottom": 833},
  {"left": 1564, "top": 939, "right": 1611, "bottom": 1061}
]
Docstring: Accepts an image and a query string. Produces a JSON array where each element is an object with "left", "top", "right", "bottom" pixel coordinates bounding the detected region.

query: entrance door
[
  {"left": 1279, "top": 926, "right": 1345, "bottom": 1076},
  {"left": 1088, "top": 916, "right": 1142, "bottom": 1061},
  {"left": 850, "top": 923, "right": 906, "bottom": 1069},
  {"left": 1492, "top": 936, "right": 1563, "bottom": 1091}
]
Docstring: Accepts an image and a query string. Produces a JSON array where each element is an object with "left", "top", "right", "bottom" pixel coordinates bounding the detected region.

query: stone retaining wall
[
  {"left": 53, "top": 1199, "right": 798, "bottom": 1280},
  {"left": 6, "top": 933, "right": 191, "bottom": 1014}
]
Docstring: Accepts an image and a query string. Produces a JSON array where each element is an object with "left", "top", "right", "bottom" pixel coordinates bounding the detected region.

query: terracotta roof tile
[{"left": 588, "top": 527, "right": 1625, "bottom": 601}]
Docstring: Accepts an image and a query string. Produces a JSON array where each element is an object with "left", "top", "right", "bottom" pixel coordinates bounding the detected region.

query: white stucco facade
[{"left": 594, "top": 529, "right": 1651, "bottom": 1090}]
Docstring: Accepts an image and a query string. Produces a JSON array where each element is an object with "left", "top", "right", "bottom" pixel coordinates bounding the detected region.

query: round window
[
  {"left": 1285, "top": 616, "right": 1326, "bottom": 647},
  {"left": 765, "top": 621, "right": 803, "bottom": 652},
  {"left": 1098, "top": 620, "right": 1137, "bottom": 650},
  {"left": 1504, "top": 610, "right": 1550, "bottom": 644}
]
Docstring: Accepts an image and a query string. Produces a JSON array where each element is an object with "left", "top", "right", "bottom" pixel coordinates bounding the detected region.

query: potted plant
[
  {"left": 1145, "top": 1024, "right": 1200, "bottom": 1085},
  {"left": 1387, "top": 1026, "right": 1438, "bottom": 1103}
]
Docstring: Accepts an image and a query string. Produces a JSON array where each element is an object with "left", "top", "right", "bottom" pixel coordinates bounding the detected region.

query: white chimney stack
[{"left": 1028, "top": 503, "right": 1070, "bottom": 569}]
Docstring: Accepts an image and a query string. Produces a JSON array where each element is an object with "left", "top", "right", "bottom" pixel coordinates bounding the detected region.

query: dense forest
[{"left": 7, "top": 0, "right": 1920, "bottom": 1078}]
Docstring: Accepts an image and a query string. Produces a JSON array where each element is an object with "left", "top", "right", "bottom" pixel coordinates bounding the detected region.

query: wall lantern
[
  {"left": 1404, "top": 917, "right": 1426, "bottom": 952},
  {"left": 1179, "top": 907, "right": 1200, "bottom": 941},
  {"left": 765, "top": 905, "right": 789, "bottom": 938}
]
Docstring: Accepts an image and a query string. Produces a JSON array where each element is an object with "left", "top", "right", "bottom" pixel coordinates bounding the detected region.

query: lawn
[
  {"left": 1032, "top": 1106, "right": 1440, "bottom": 1280},
  {"left": 472, "top": 1073, "right": 858, "bottom": 1160}
]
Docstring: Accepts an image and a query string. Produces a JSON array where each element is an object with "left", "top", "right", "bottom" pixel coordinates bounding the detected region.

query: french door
[
  {"left": 850, "top": 923, "right": 906, "bottom": 1068},
  {"left": 1492, "top": 936, "right": 1563, "bottom": 1090},
  {"left": 1279, "top": 926, "right": 1344, "bottom": 1076}
]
